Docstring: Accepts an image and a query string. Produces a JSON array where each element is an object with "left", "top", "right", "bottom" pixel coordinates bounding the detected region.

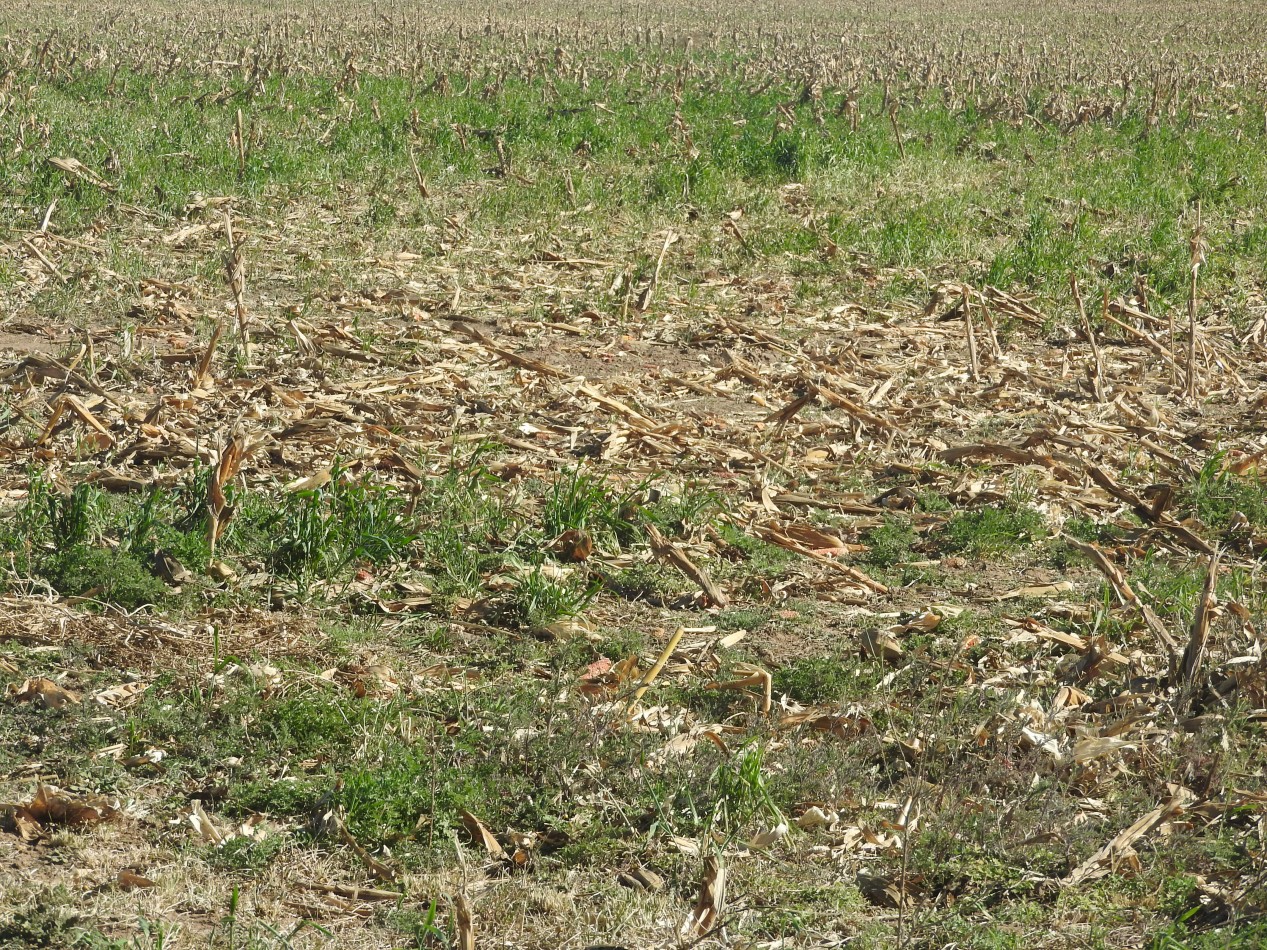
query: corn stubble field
[{"left": 3, "top": 0, "right": 1267, "bottom": 946}]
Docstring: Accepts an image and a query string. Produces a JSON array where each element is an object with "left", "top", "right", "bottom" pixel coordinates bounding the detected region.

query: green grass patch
[
  {"left": 863, "top": 517, "right": 917, "bottom": 567},
  {"left": 773, "top": 654, "right": 858, "bottom": 705},
  {"left": 263, "top": 468, "right": 417, "bottom": 582},
  {"left": 1186, "top": 452, "right": 1267, "bottom": 538},
  {"left": 940, "top": 505, "right": 1048, "bottom": 557}
]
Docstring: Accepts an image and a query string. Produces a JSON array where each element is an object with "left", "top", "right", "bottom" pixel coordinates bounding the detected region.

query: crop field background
[{"left": 2, "top": 0, "right": 1267, "bottom": 947}]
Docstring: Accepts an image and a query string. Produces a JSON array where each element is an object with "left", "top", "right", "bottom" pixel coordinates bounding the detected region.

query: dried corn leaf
[{"left": 8, "top": 677, "right": 80, "bottom": 709}]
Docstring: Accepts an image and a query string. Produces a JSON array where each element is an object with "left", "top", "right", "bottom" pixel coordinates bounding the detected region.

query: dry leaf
[
  {"left": 706, "top": 662, "right": 773, "bottom": 713},
  {"left": 121, "top": 747, "right": 166, "bottom": 768},
  {"left": 1073, "top": 736, "right": 1138, "bottom": 764},
  {"left": 207, "top": 559, "right": 237, "bottom": 581},
  {"left": 856, "top": 870, "right": 910, "bottom": 909},
  {"left": 777, "top": 521, "right": 848, "bottom": 554},
  {"left": 187, "top": 800, "right": 226, "bottom": 846},
  {"left": 861, "top": 628, "right": 903, "bottom": 665},
  {"left": 671, "top": 836, "right": 701, "bottom": 857},
  {"left": 682, "top": 855, "right": 726, "bottom": 938},
  {"left": 552, "top": 528, "right": 594, "bottom": 562},
  {"left": 8, "top": 677, "right": 81, "bottom": 709},
  {"left": 285, "top": 469, "right": 332, "bottom": 493},
  {"left": 2, "top": 783, "right": 120, "bottom": 838},
  {"left": 116, "top": 870, "right": 157, "bottom": 891},
  {"left": 894, "top": 608, "right": 942, "bottom": 633},
  {"left": 747, "top": 822, "right": 788, "bottom": 849},
  {"left": 152, "top": 549, "right": 192, "bottom": 585},
  {"left": 1064, "top": 790, "right": 1194, "bottom": 886},
  {"left": 994, "top": 581, "right": 1075, "bottom": 601},
  {"left": 756, "top": 525, "right": 888, "bottom": 594},
  {"left": 459, "top": 809, "right": 506, "bottom": 860},
  {"left": 623, "top": 865, "right": 664, "bottom": 891},
  {"left": 542, "top": 616, "right": 598, "bottom": 641},
  {"left": 795, "top": 806, "right": 837, "bottom": 830},
  {"left": 577, "top": 655, "right": 639, "bottom": 697},
  {"left": 93, "top": 682, "right": 149, "bottom": 708},
  {"left": 779, "top": 706, "right": 873, "bottom": 739}
]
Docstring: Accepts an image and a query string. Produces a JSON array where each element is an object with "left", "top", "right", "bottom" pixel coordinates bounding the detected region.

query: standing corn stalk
[
  {"left": 1187, "top": 204, "right": 1207, "bottom": 402},
  {"left": 888, "top": 102, "right": 906, "bottom": 159},
  {"left": 207, "top": 433, "right": 245, "bottom": 556},
  {"left": 223, "top": 210, "right": 251, "bottom": 360},
  {"left": 963, "top": 285, "right": 979, "bottom": 382},
  {"left": 233, "top": 108, "right": 247, "bottom": 179},
  {"left": 1071, "top": 275, "right": 1106, "bottom": 402}
]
